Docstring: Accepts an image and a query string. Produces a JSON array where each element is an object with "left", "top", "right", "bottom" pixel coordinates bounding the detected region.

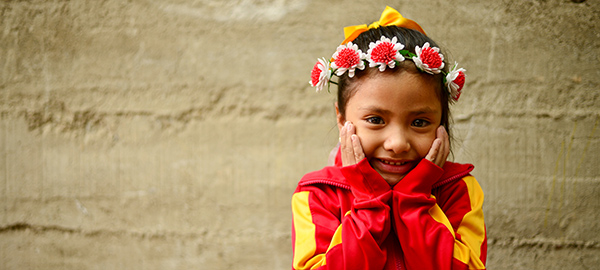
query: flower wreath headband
[{"left": 309, "top": 6, "right": 466, "bottom": 102}]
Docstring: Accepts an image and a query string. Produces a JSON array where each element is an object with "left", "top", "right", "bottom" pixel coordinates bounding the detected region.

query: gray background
[{"left": 1, "top": 0, "right": 599, "bottom": 269}]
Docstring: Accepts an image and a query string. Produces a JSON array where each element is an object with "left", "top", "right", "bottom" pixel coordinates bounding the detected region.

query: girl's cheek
[
  {"left": 419, "top": 133, "right": 438, "bottom": 156},
  {"left": 356, "top": 130, "right": 378, "bottom": 156}
]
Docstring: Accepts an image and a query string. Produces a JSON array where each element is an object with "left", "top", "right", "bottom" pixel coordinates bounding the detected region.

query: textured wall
[{"left": 1, "top": 0, "right": 599, "bottom": 269}]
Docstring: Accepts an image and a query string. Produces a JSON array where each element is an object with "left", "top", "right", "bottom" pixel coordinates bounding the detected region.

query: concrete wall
[{"left": 1, "top": 0, "right": 598, "bottom": 269}]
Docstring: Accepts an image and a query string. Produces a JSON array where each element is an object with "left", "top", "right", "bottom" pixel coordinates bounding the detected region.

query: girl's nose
[{"left": 383, "top": 129, "right": 410, "bottom": 154}]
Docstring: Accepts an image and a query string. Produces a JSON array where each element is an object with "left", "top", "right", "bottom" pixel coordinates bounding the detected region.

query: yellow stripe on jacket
[{"left": 428, "top": 176, "right": 485, "bottom": 269}]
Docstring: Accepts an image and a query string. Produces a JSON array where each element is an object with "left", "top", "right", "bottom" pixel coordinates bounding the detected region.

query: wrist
[{"left": 341, "top": 158, "right": 391, "bottom": 200}]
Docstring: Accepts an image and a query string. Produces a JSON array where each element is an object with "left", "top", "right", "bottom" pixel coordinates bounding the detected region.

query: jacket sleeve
[
  {"left": 391, "top": 159, "right": 486, "bottom": 270},
  {"left": 291, "top": 159, "right": 393, "bottom": 270}
]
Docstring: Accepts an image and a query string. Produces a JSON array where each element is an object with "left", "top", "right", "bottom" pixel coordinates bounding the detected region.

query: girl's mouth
[
  {"left": 373, "top": 158, "right": 416, "bottom": 175},
  {"left": 380, "top": 159, "right": 409, "bottom": 166}
]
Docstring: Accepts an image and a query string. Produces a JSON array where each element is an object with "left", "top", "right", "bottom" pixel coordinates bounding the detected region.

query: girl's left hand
[{"left": 425, "top": 126, "right": 449, "bottom": 168}]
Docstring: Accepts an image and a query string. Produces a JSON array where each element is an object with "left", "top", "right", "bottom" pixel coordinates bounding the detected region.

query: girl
[{"left": 292, "top": 6, "right": 486, "bottom": 270}]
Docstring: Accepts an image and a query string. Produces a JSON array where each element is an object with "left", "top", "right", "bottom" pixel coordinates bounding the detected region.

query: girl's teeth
[{"left": 382, "top": 160, "right": 406, "bottom": 165}]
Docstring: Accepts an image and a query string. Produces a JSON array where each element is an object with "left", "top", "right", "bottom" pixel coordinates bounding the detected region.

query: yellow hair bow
[{"left": 341, "top": 6, "right": 426, "bottom": 45}]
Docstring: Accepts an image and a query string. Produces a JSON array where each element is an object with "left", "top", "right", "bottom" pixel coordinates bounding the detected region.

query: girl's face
[{"left": 337, "top": 71, "right": 442, "bottom": 186}]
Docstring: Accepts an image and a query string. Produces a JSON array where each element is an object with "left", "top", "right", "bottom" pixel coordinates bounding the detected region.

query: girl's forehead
[{"left": 346, "top": 72, "right": 442, "bottom": 114}]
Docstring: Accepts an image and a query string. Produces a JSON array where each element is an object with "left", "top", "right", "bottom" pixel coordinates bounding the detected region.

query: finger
[
  {"left": 439, "top": 127, "right": 450, "bottom": 165},
  {"left": 345, "top": 122, "right": 357, "bottom": 164},
  {"left": 341, "top": 122, "right": 357, "bottom": 166},
  {"left": 351, "top": 134, "right": 365, "bottom": 161},
  {"left": 340, "top": 121, "right": 350, "bottom": 165},
  {"left": 426, "top": 138, "right": 441, "bottom": 163},
  {"left": 434, "top": 126, "right": 449, "bottom": 167},
  {"left": 442, "top": 127, "right": 450, "bottom": 156},
  {"left": 339, "top": 122, "right": 346, "bottom": 149}
]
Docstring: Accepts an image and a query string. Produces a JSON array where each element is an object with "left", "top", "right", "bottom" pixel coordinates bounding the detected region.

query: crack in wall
[
  {"left": 487, "top": 236, "right": 600, "bottom": 250},
  {"left": 0, "top": 98, "right": 334, "bottom": 136},
  {"left": 0, "top": 222, "right": 206, "bottom": 240},
  {"left": 1, "top": 222, "right": 598, "bottom": 250},
  {"left": 0, "top": 222, "right": 290, "bottom": 242}
]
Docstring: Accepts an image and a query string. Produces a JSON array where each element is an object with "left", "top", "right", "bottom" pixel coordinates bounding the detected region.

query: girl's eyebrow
[
  {"left": 411, "top": 107, "right": 439, "bottom": 115},
  {"left": 357, "top": 106, "right": 392, "bottom": 115},
  {"left": 358, "top": 105, "right": 439, "bottom": 115}
]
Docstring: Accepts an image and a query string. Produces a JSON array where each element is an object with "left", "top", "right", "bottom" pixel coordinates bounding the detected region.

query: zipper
[
  {"left": 299, "top": 179, "right": 351, "bottom": 190},
  {"left": 301, "top": 166, "right": 473, "bottom": 191},
  {"left": 394, "top": 244, "right": 403, "bottom": 270},
  {"left": 431, "top": 167, "right": 474, "bottom": 189},
  {"left": 390, "top": 231, "right": 403, "bottom": 270}
]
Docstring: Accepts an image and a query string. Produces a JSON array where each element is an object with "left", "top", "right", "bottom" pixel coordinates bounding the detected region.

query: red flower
[
  {"left": 412, "top": 42, "right": 445, "bottom": 74},
  {"left": 454, "top": 71, "right": 465, "bottom": 89},
  {"left": 446, "top": 63, "right": 466, "bottom": 101},
  {"left": 420, "top": 47, "right": 443, "bottom": 68},
  {"left": 309, "top": 58, "right": 331, "bottom": 92},
  {"left": 331, "top": 42, "right": 366, "bottom": 78},
  {"left": 366, "top": 36, "right": 405, "bottom": 71},
  {"left": 335, "top": 48, "right": 360, "bottom": 68}
]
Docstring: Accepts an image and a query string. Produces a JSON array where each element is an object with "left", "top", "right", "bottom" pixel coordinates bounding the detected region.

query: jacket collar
[{"left": 300, "top": 147, "right": 473, "bottom": 189}]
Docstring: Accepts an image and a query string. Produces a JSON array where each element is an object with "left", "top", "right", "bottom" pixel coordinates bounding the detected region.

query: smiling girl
[{"left": 292, "top": 7, "right": 486, "bottom": 270}]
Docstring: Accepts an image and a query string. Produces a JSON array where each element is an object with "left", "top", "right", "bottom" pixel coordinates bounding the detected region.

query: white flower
[
  {"left": 331, "top": 42, "right": 366, "bottom": 78},
  {"left": 309, "top": 57, "right": 332, "bottom": 92},
  {"left": 366, "top": 36, "right": 405, "bottom": 72},
  {"left": 412, "top": 42, "right": 445, "bottom": 74}
]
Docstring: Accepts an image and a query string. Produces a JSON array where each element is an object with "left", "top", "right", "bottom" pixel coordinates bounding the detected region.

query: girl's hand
[
  {"left": 340, "top": 121, "right": 365, "bottom": 167},
  {"left": 425, "top": 126, "right": 450, "bottom": 168}
]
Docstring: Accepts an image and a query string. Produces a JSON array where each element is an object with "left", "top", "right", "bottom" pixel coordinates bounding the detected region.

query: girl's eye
[
  {"left": 366, "top": 117, "right": 384, "bottom": 125},
  {"left": 412, "top": 119, "right": 430, "bottom": 127}
]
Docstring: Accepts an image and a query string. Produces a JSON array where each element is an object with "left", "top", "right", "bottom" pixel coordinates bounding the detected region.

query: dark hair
[{"left": 336, "top": 25, "right": 453, "bottom": 150}]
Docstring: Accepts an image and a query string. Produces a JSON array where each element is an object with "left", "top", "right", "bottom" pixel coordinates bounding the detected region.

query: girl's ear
[{"left": 335, "top": 102, "right": 345, "bottom": 132}]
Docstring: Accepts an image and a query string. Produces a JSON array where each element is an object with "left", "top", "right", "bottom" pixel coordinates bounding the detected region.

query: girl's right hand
[{"left": 340, "top": 121, "right": 366, "bottom": 167}]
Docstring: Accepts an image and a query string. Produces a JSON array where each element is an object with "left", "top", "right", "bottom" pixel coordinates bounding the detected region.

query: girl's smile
[
  {"left": 374, "top": 158, "right": 417, "bottom": 175},
  {"left": 337, "top": 70, "right": 442, "bottom": 186}
]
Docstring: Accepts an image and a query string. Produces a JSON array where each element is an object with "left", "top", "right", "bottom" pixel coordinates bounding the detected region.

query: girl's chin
[
  {"left": 369, "top": 158, "right": 415, "bottom": 186},
  {"left": 380, "top": 173, "right": 404, "bottom": 186}
]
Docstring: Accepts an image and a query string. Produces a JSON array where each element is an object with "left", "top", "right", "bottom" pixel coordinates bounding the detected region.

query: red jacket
[{"left": 291, "top": 152, "right": 486, "bottom": 270}]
